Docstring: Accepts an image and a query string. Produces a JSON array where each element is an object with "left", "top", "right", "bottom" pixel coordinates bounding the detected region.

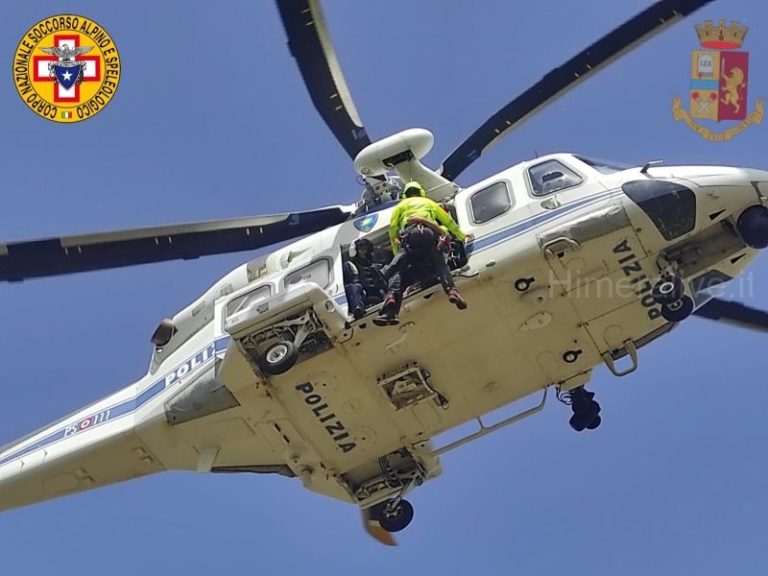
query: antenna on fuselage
[{"left": 640, "top": 159, "right": 664, "bottom": 174}]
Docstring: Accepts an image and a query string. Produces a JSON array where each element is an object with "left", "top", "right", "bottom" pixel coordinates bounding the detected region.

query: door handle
[{"left": 543, "top": 237, "right": 580, "bottom": 259}]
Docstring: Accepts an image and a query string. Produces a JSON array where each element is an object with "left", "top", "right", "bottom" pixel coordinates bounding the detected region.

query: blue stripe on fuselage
[{"left": 0, "top": 336, "right": 232, "bottom": 467}]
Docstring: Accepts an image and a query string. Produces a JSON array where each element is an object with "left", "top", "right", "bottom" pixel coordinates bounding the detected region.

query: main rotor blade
[
  {"left": 440, "top": 0, "right": 713, "bottom": 181},
  {"left": 693, "top": 298, "right": 768, "bottom": 333},
  {"left": 276, "top": 0, "right": 371, "bottom": 159},
  {"left": 0, "top": 206, "right": 350, "bottom": 282}
]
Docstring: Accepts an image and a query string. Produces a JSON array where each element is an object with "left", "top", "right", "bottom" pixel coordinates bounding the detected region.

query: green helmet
[{"left": 403, "top": 180, "right": 427, "bottom": 198}]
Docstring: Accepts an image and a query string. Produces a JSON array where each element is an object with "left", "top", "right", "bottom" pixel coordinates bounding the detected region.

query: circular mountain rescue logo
[{"left": 13, "top": 15, "right": 121, "bottom": 123}]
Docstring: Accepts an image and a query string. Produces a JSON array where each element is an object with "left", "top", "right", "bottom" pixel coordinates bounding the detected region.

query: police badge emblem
[
  {"left": 354, "top": 213, "right": 378, "bottom": 232},
  {"left": 672, "top": 19, "right": 763, "bottom": 141}
]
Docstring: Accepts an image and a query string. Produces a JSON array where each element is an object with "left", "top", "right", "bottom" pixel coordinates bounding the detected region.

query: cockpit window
[
  {"left": 622, "top": 180, "right": 696, "bottom": 240},
  {"left": 469, "top": 181, "right": 513, "bottom": 224},
  {"left": 576, "top": 156, "right": 632, "bottom": 174},
  {"left": 528, "top": 160, "right": 583, "bottom": 196}
]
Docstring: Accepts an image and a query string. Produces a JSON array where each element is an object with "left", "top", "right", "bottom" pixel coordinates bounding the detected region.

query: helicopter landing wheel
[
  {"left": 568, "top": 387, "right": 601, "bottom": 432},
  {"left": 374, "top": 499, "right": 414, "bottom": 533},
  {"left": 569, "top": 405, "right": 601, "bottom": 432},
  {"left": 586, "top": 414, "right": 602, "bottom": 430},
  {"left": 568, "top": 413, "right": 603, "bottom": 432},
  {"left": 259, "top": 340, "right": 298, "bottom": 375},
  {"left": 661, "top": 296, "right": 694, "bottom": 323},
  {"left": 652, "top": 275, "right": 684, "bottom": 305}
]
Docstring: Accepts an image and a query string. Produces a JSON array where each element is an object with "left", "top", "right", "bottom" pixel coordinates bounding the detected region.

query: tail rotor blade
[{"left": 440, "top": 0, "right": 714, "bottom": 181}]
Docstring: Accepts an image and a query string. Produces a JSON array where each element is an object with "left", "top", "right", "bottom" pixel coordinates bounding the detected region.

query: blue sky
[{"left": 1, "top": 1, "right": 767, "bottom": 574}]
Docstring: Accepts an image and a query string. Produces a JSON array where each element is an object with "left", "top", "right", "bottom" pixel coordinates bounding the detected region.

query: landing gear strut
[{"left": 564, "top": 386, "right": 601, "bottom": 432}]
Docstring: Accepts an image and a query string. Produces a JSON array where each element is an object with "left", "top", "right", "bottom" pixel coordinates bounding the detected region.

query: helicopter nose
[
  {"left": 637, "top": 166, "right": 768, "bottom": 250},
  {"left": 622, "top": 166, "right": 768, "bottom": 252},
  {"left": 725, "top": 168, "right": 768, "bottom": 249},
  {"left": 737, "top": 204, "right": 768, "bottom": 248}
]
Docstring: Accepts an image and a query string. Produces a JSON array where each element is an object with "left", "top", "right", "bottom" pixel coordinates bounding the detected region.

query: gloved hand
[{"left": 437, "top": 235, "right": 452, "bottom": 251}]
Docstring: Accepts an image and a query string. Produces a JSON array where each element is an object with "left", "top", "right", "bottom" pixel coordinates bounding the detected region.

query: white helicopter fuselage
[{"left": 1, "top": 153, "right": 766, "bottom": 512}]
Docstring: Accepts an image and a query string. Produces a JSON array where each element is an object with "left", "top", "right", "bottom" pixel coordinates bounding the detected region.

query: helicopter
[{"left": 2, "top": 0, "right": 768, "bottom": 547}]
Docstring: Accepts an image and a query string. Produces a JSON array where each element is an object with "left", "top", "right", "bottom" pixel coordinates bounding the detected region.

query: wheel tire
[
  {"left": 377, "top": 499, "right": 414, "bottom": 533},
  {"left": 586, "top": 414, "right": 602, "bottom": 430},
  {"left": 259, "top": 340, "right": 298, "bottom": 375},
  {"left": 569, "top": 413, "right": 588, "bottom": 432},
  {"left": 652, "top": 276, "right": 684, "bottom": 305},
  {"left": 661, "top": 296, "right": 694, "bottom": 323},
  {"left": 570, "top": 394, "right": 600, "bottom": 432}
]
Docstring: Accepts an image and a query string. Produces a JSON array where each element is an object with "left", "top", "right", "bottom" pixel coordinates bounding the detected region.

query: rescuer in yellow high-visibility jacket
[
  {"left": 387, "top": 182, "right": 466, "bottom": 252},
  {"left": 374, "top": 180, "right": 469, "bottom": 326}
]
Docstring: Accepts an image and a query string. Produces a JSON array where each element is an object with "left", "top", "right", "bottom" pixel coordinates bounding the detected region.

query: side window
[
  {"left": 528, "top": 160, "right": 583, "bottom": 196},
  {"left": 226, "top": 284, "right": 272, "bottom": 318},
  {"left": 469, "top": 181, "right": 513, "bottom": 224},
  {"left": 284, "top": 258, "right": 332, "bottom": 290}
]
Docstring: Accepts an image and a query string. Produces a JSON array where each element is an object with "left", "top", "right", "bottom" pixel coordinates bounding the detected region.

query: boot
[
  {"left": 351, "top": 305, "right": 365, "bottom": 320},
  {"left": 447, "top": 288, "right": 467, "bottom": 310},
  {"left": 373, "top": 294, "right": 399, "bottom": 326}
]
